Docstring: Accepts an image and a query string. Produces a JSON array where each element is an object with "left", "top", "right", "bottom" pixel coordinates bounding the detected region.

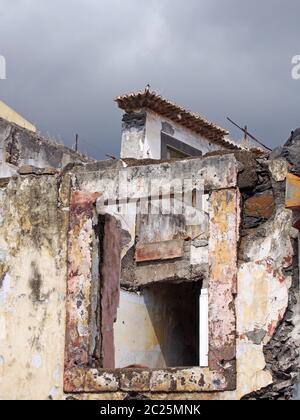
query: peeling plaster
[
  {"left": 236, "top": 341, "right": 273, "bottom": 399},
  {"left": 0, "top": 175, "right": 68, "bottom": 400},
  {"left": 0, "top": 147, "right": 299, "bottom": 400},
  {"left": 236, "top": 206, "right": 295, "bottom": 397}
]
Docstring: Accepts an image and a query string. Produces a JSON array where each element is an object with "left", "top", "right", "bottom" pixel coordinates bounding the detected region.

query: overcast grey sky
[{"left": 0, "top": 0, "right": 300, "bottom": 159}]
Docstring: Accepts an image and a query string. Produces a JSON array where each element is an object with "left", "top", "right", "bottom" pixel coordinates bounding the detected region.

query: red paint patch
[
  {"left": 267, "top": 320, "right": 278, "bottom": 337},
  {"left": 71, "top": 191, "right": 101, "bottom": 213},
  {"left": 265, "top": 258, "right": 274, "bottom": 274},
  {"left": 135, "top": 239, "right": 184, "bottom": 263},
  {"left": 283, "top": 256, "right": 293, "bottom": 269}
]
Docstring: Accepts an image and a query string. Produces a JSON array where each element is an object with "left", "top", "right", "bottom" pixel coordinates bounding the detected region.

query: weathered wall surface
[
  {"left": 63, "top": 151, "right": 300, "bottom": 400},
  {"left": 0, "top": 146, "right": 299, "bottom": 400},
  {"left": 120, "top": 112, "right": 147, "bottom": 160},
  {"left": 145, "top": 110, "right": 225, "bottom": 159},
  {"left": 0, "top": 118, "right": 93, "bottom": 178},
  {"left": 121, "top": 110, "right": 228, "bottom": 160},
  {"left": 0, "top": 174, "right": 69, "bottom": 400},
  {"left": 234, "top": 150, "right": 300, "bottom": 400}
]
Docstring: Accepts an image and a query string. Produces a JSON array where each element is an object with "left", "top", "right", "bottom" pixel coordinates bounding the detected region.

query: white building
[{"left": 116, "top": 88, "right": 243, "bottom": 160}]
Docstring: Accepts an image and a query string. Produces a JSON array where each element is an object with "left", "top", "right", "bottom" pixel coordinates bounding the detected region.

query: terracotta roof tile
[{"left": 115, "top": 89, "right": 242, "bottom": 150}]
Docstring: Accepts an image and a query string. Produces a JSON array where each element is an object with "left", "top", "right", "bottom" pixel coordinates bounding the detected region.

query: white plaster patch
[
  {"left": 0, "top": 273, "right": 11, "bottom": 305},
  {"left": 242, "top": 209, "right": 294, "bottom": 264},
  {"left": 190, "top": 245, "right": 208, "bottom": 265},
  {"left": 202, "top": 194, "right": 209, "bottom": 214},
  {"left": 53, "top": 366, "right": 61, "bottom": 382},
  {"left": 49, "top": 386, "right": 59, "bottom": 399},
  {"left": 139, "top": 139, "right": 144, "bottom": 154},
  {"left": 236, "top": 341, "right": 273, "bottom": 399},
  {"left": 0, "top": 314, "right": 6, "bottom": 340},
  {"left": 237, "top": 261, "right": 291, "bottom": 343},
  {"left": 31, "top": 354, "right": 42, "bottom": 369},
  {"left": 77, "top": 322, "right": 88, "bottom": 337},
  {"left": 0, "top": 249, "right": 7, "bottom": 262},
  {"left": 0, "top": 356, "right": 4, "bottom": 376}
]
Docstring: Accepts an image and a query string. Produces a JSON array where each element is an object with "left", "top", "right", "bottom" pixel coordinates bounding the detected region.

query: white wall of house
[
  {"left": 144, "top": 110, "right": 224, "bottom": 159},
  {"left": 121, "top": 109, "right": 226, "bottom": 160},
  {"left": 120, "top": 123, "right": 146, "bottom": 160}
]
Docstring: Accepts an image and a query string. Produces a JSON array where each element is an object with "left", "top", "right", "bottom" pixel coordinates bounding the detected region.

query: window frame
[
  {"left": 161, "top": 132, "right": 203, "bottom": 160},
  {"left": 64, "top": 187, "right": 239, "bottom": 394}
]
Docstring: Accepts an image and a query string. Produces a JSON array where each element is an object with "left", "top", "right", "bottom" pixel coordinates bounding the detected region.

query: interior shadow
[{"left": 143, "top": 281, "right": 202, "bottom": 368}]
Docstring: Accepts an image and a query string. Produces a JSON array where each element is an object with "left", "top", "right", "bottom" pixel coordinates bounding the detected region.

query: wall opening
[
  {"left": 161, "top": 132, "right": 203, "bottom": 160},
  {"left": 113, "top": 281, "right": 202, "bottom": 369},
  {"left": 166, "top": 145, "right": 190, "bottom": 160}
]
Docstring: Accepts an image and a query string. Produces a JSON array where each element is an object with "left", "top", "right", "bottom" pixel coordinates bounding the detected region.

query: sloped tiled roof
[{"left": 115, "top": 89, "right": 241, "bottom": 150}]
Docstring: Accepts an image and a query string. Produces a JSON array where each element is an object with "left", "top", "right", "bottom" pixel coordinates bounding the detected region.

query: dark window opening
[
  {"left": 161, "top": 132, "right": 203, "bottom": 160},
  {"left": 113, "top": 281, "right": 202, "bottom": 369},
  {"left": 166, "top": 145, "right": 190, "bottom": 160}
]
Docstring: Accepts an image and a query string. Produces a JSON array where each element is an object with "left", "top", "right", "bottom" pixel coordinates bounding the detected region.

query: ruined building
[{"left": 0, "top": 90, "right": 299, "bottom": 400}]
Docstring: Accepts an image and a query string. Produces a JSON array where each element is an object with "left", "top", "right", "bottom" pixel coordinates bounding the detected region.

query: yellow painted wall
[{"left": 0, "top": 100, "right": 36, "bottom": 133}]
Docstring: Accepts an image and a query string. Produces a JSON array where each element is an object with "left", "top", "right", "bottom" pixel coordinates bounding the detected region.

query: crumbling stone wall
[
  {"left": 0, "top": 144, "right": 299, "bottom": 400},
  {"left": 0, "top": 117, "right": 94, "bottom": 179},
  {"left": 239, "top": 137, "right": 300, "bottom": 400}
]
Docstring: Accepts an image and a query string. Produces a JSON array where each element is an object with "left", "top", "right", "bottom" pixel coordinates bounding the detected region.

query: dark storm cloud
[{"left": 0, "top": 0, "right": 300, "bottom": 158}]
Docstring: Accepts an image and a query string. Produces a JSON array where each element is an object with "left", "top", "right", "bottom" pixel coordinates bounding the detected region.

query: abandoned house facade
[{"left": 0, "top": 90, "right": 299, "bottom": 400}]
